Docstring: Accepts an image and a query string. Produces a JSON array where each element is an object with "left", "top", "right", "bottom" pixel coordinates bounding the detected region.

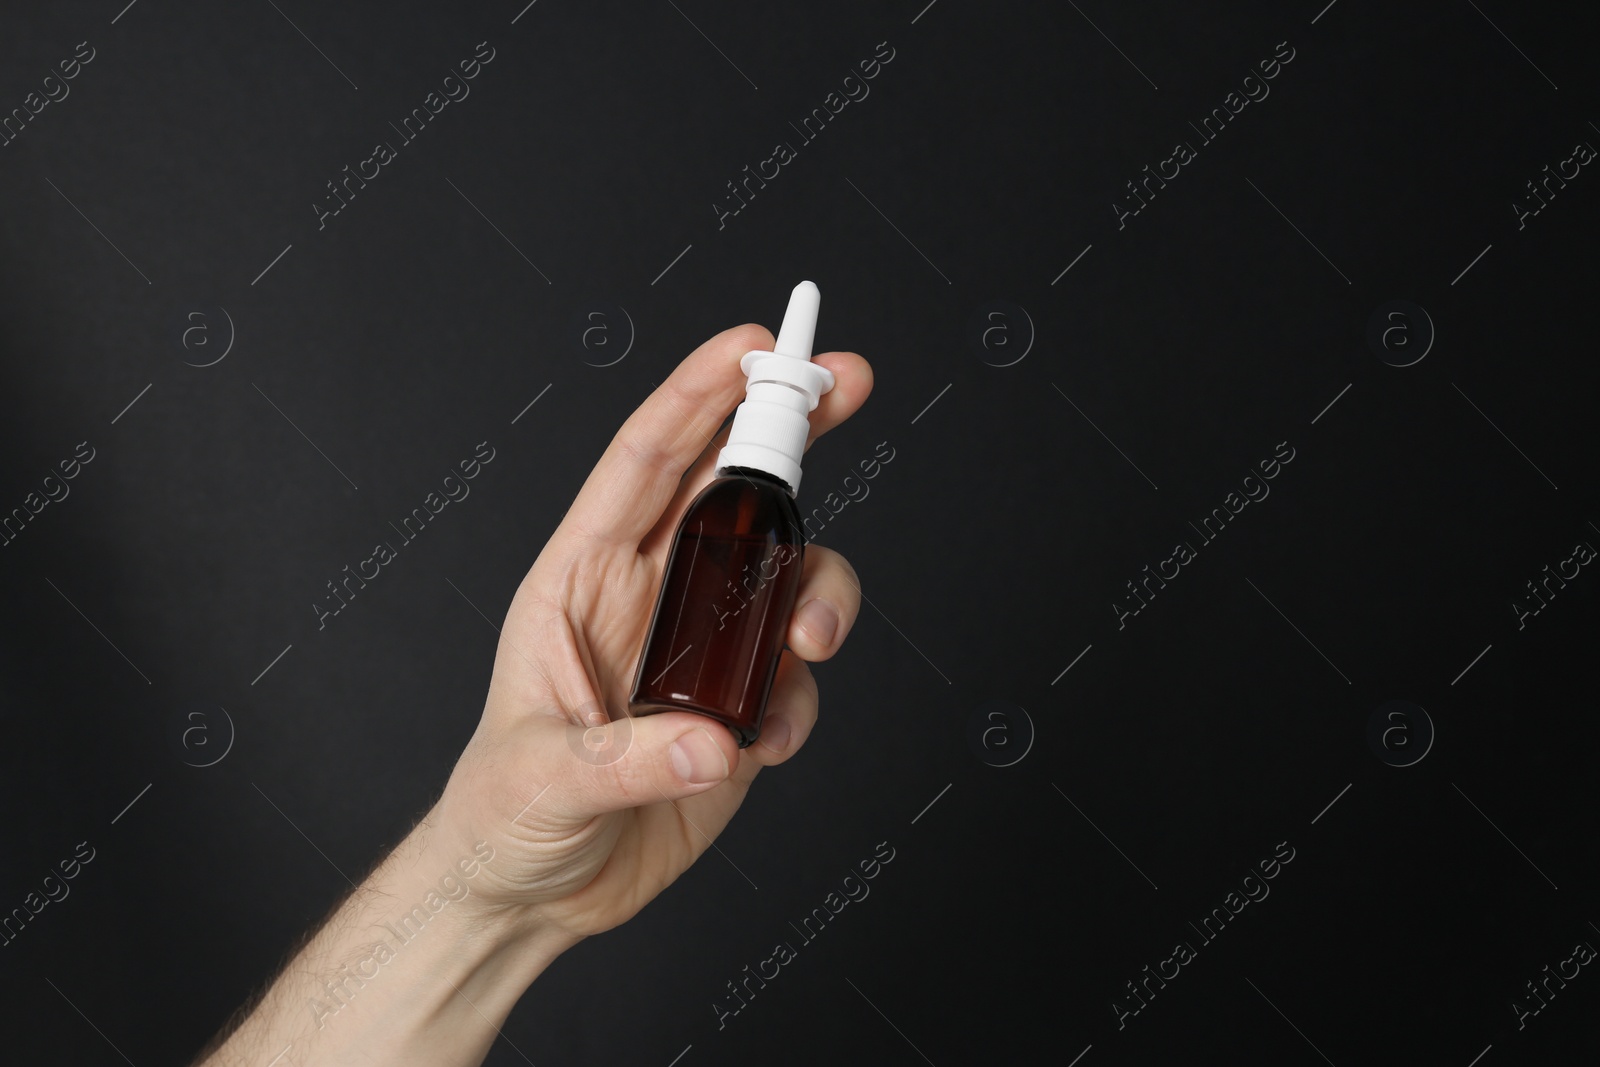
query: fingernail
[
  {"left": 797, "top": 598, "right": 839, "bottom": 648},
  {"left": 671, "top": 727, "right": 729, "bottom": 784},
  {"left": 759, "top": 716, "right": 792, "bottom": 754}
]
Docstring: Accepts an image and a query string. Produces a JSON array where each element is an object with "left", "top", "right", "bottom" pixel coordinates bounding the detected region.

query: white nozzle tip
[{"left": 773, "top": 281, "right": 820, "bottom": 359}]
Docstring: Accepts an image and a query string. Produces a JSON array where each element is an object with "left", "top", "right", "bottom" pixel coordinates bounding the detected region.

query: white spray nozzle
[
  {"left": 773, "top": 280, "right": 819, "bottom": 359},
  {"left": 717, "top": 281, "right": 837, "bottom": 495}
]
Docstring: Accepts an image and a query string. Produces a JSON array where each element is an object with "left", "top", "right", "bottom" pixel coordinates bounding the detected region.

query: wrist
[
  {"left": 399, "top": 810, "right": 582, "bottom": 989},
  {"left": 338, "top": 835, "right": 569, "bottom": 1060},
  {"left": 207, "top": 814, "right": 577, "bottom": 1066}
]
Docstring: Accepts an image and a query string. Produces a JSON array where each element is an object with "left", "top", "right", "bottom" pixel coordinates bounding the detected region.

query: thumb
[{"left": 534, "top": 710, "right": 740, "bottom": 823}]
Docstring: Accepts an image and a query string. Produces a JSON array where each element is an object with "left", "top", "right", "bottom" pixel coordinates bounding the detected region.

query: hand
[
  {"left": 427, "top": 322, "right": 872, "bottom": 944},
  {"left": 192, "top": 323, "right": 870, "bottom": 1067}
]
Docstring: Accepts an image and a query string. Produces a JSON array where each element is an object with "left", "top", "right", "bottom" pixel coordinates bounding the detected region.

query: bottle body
[{"left": 629, "top": 468, "right": 806, "bottom": 747}]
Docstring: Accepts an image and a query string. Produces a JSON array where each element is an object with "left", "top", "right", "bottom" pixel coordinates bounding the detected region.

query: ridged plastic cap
[{"left": 715, "top": 281, "right": 835, "bottom": 494}]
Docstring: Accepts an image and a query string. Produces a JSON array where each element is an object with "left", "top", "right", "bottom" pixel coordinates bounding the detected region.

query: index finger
[{"left": 554, "top": 322, "right": 774, "bottom": 549}]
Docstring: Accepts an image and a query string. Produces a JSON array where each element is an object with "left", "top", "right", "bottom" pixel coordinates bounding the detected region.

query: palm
[{"left": 495, "top": 537, "right": 760, "bottom": 933}]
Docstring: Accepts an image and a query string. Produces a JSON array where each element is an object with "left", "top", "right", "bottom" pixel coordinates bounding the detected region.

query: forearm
[{"left": 195, "top": 812, "right": 573, "bottom": 1067}]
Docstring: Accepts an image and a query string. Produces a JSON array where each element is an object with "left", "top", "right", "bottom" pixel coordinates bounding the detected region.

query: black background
[{"left": 2, "top": 1, "right": 1597, "bottom": 1064}]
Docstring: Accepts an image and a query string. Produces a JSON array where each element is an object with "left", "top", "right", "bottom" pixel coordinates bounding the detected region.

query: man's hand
[
  {"left": 425, "top": 322, "right": 872, "bottom": 941},
  {"left": 194, "top": 323, "right": 871, "bottom": 1067}
]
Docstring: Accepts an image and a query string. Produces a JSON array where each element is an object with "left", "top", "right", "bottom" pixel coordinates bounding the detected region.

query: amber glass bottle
[
  {"left": 629, "top": 281, "right": 834, "bottom": 747},
  {"left": 628, "top": 468, "right": 805, "bottom": 746}
]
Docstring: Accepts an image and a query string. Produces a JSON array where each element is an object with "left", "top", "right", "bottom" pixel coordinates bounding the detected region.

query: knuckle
[
  {"left": 615, "top": 435, "right": 677, "bottom": 477},
  {"left": 819, "top": 548, "right": 861, "bottom": 602},
  {"left": 729, "top": 322, "right": 775, "bottom": 353}
]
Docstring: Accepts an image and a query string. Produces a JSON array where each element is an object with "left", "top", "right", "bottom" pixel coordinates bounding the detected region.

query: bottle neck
[
  {"left": 716, "top": 465, "right": 795, "bottom": 497},
  {"left": 716, "top": 368, "right": 826, "bottom": 497}
]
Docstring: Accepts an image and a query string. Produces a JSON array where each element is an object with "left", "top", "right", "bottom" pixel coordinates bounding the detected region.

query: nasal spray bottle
[{"left": 629, "top": 281, "right": 835, "bottom": 746}]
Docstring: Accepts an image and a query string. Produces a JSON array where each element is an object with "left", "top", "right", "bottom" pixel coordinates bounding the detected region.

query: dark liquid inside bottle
[{"left": 629, "top": 468, "right": 806, "bottom": 747}]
